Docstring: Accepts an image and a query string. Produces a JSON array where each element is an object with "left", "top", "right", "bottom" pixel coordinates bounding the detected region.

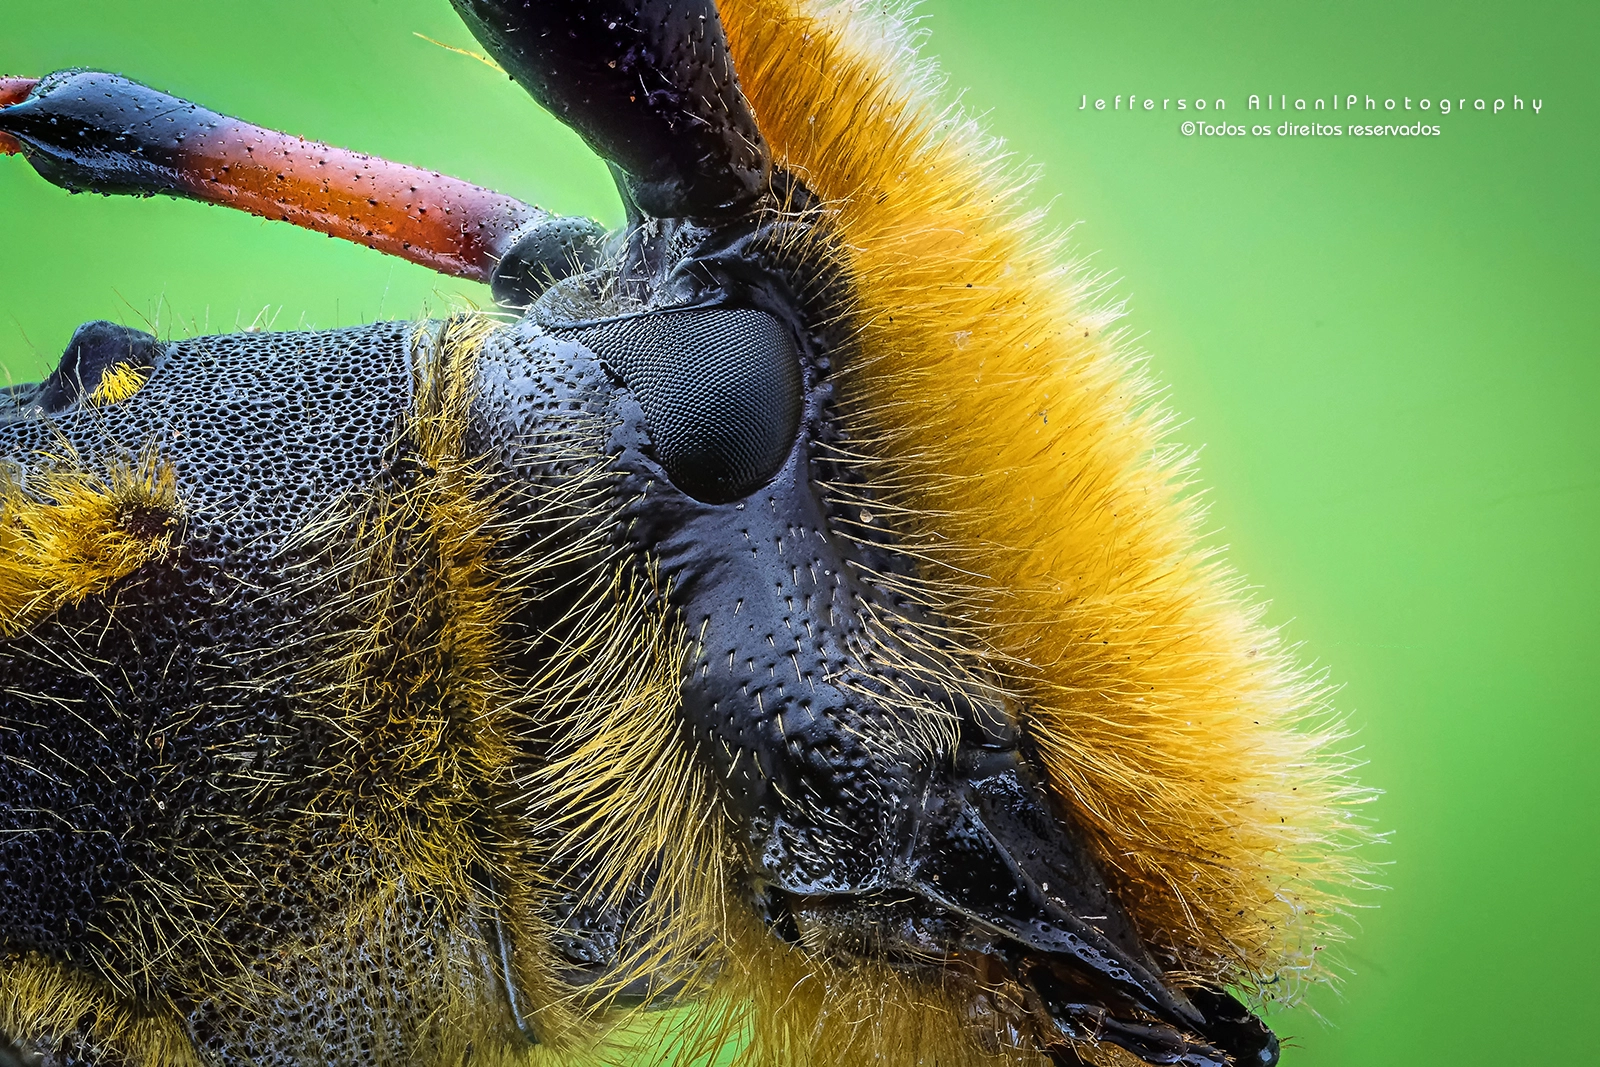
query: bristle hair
[
  {"left": 86, "top": 363, "right": 151, "bottom": 407},
  {"left": 0, "top": 956, "right": 201, "bottom": 1067},
  {"left": 0, "top": 446, "right": 181, "bottom": 636},
  {"left": 719, "top": 0, "right": 1374, "bottom": 1005},
  {"left": 516, "top": 562, "right": 736, "bottom": 1017},
  {"left": 286, "top": 313, "right": 516, "bottom": 897}
]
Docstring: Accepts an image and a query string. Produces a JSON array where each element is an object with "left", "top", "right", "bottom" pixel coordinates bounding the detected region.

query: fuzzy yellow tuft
[
  {"left": 0, "top": 956, "right": 199, "bottom": 1067},
  {"left": 85, "top": 362, "right": 152, "bottom": 407},
  {"left": 720, "top": 0, "right": 1371, "bottom": 1003},
  {"left": 0, "top": 448, "right": 181, "bottom": 636}
]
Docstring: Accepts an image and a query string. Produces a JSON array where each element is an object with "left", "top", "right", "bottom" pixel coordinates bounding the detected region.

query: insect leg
[
  {"left": 480, "top": 906, "right": 541, "bottom": 1046},
  {"left": 0, "top": 71, "right": 603, "bottom": 302}
]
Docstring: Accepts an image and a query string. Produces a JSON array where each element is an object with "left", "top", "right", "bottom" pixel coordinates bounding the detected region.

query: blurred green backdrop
[{"left": 2, "top": 2, "right": 1595, "bottom": 1064}]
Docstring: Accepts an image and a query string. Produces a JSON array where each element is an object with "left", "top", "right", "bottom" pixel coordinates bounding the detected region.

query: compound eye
[{"left": 578, "top": 309, "right": 804, "bottom": 504}]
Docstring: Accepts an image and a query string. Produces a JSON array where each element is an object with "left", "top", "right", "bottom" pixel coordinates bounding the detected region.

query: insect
[{"left": 0, "top": 1, "right": 1369, "bottom": 1065}]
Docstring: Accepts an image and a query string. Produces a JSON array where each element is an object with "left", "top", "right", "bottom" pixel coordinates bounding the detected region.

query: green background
[{"left": 2, "top": 1, "right": 1595, "bottom": 1064}]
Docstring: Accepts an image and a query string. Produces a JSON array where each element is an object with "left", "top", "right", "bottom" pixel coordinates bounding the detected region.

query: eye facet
[{"left": 578, "top": 309, "right": 804, "bottom": 504}]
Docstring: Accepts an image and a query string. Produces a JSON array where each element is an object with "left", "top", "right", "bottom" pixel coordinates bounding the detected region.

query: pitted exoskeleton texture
[
  {"left": 0, "top": 324, "right": 411, "bottom": 550},
  {"left": 0, "top": 325, "right": 414, "bottom": 970}
]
